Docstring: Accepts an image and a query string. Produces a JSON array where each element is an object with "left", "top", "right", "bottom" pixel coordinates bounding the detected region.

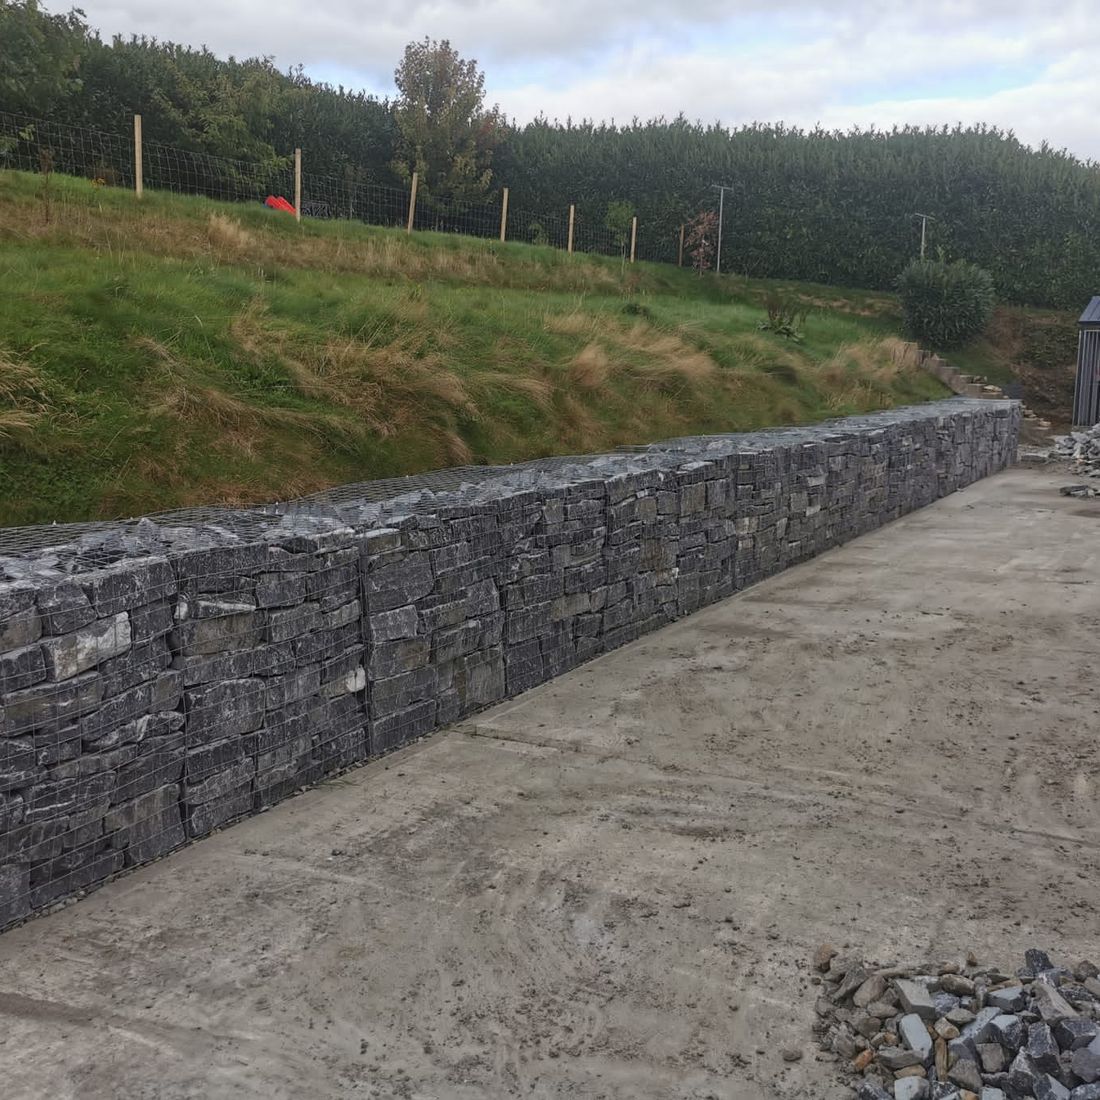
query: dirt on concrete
[{"left": 0, "top": 466, "right": 1097, "bottom": 1100}]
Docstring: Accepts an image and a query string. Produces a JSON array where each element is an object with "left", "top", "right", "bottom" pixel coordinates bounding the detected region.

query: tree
[
  {"left": 685, "top": 210, "right": 718, "bottom": 275},
  {"left": 391, "top": 38, "right": 500, "bottom": 201},
  {"left": 605, "top": 200, "right": 634, "bottom": 270},
  {"left": 0, "top": 0, "right": 85, "bottom": 116}
]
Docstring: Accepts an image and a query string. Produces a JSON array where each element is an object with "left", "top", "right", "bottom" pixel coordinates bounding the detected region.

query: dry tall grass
[
  {"left": 137, "top": 335, "right": 355, "bottom": 441},
  {"left": 817, "top": 337, "right": 925, "bottom": 411},
  {"left": 232, "top": 303, "right": 472, "bottom": 426},
  {"left": 0, "top": 346, "right": 48, "bottom": 442},
  {"left": 0, "top": 184, "right": 621, "bottom": 294},
  {"left": 553, "top": 312, "right": 720, "bottom": 396},
  {"left": 206, "top": 213, "right": 255, "bottom": 252},
  {"left": 224, "top": 298, "right": 558, "bottom": 467},
  {"left": 567, "top": 343, "right": 614, "bottom": 390}
]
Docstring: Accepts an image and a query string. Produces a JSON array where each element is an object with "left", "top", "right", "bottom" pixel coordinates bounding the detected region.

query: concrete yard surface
[{"left": 0, "top": 465, "right": 1097, "bottom": 1100}]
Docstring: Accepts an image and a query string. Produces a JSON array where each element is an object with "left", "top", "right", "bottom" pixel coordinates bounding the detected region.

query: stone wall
[{"left": 0, "top": 398, "right": 1020, "bottom": 928}]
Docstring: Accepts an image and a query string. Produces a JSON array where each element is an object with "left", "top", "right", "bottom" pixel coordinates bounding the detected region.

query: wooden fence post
[
  {"left": 293, "top": 148, "right": 302, "bottom": 223},
  {"left": 678, "top": 224, "right": 685, "bottom": 267},
  {"left": 499, "top": 187, "right": 509, "bottom": 242},
  {"left": 567, "top": 205, "right": 575, "bottom": 253},
  {"left": 406, "top": 172, "right": 418, "bottom": 233},
  {"left": 133, "top": 114, "right": 143, "bottom": 199},
  {"left": 629, "top": 216, "right": 637, "bottom": 263}
]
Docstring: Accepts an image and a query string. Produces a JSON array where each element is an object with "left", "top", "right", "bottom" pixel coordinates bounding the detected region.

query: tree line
[{"left": 2, "top": 0, "right": 1097, "bottom": 309}]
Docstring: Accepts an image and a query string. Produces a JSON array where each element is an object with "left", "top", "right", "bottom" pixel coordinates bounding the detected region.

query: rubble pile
[
  {"left": 811, "top": 947, "right": 1100, "bottom": 1100},
  {"left": 1053, "top": 425, "right": 1100, "bottom": 497},
  {"left": 1054, "top": 425, "right": 1100, "bottom": 474}
]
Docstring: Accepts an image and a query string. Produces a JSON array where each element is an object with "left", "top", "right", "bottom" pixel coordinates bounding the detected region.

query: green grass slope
[{"left": 0, "top": 171, "right": 947, "bottom": 527}]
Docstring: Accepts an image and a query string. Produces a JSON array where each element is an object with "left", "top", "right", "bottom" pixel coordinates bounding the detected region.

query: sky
[{"left": 63, "top": 0, "right": 1100, "bottom": 161}]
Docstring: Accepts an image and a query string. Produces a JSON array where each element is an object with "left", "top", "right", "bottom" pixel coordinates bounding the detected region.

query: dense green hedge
[
  {"left": 896, "top": 259, "right": 996, "bottom": 349},
  {"left": 496, "top": 120, "right": 1100, "bottom": 310},
  {"left": 3, "top": 0, "right": 1099, "bottom": 308}
]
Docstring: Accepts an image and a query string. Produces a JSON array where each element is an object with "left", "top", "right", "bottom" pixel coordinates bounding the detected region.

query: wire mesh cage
[{"left": 0, "top": 400, "right": 1022, "bottom": 930}]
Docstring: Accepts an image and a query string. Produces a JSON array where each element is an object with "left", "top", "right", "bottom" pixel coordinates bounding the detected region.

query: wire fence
[
  {"left": 0, "top": 109, "right": 688, "bottom": 264},
  {"left": 144, "top": 139, "right": 294, "bottom": 207},
  {"left": 302, "top": 170, "right": 415, "bottom": 228},
  {"left": 0, "top": 112, "right": 135, "bottom": 188}
]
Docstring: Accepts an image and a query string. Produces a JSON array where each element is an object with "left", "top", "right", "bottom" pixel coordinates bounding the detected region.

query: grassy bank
[{"left": 0, "top": 171, "right": 950, "bottom": 526}]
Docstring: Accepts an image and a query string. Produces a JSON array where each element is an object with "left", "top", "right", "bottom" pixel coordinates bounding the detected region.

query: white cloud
[{"left": 65, "top": 0, "right": 1100, "bottom": 159}]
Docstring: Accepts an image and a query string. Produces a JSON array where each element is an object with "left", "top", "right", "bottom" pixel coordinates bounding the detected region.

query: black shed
[{"left": 1073, "top": 296, "right": 1100, "bottom": 426}]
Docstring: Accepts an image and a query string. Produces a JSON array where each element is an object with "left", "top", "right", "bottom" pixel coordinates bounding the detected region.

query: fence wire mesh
[
  {"left": 299, "top": 171, "right": 409, "bottom": 227},
  {"left": 0, "top": 110, "right": 696, "bottom": 265},
  {"left": 0, "top": 110, "right": 134, "bottom": 186},
  {"left": 143, "top": 141, "right": 294, "bottom": 206},
  {"left": 511, "top": 205, "right": 578, "bottom": 252}
]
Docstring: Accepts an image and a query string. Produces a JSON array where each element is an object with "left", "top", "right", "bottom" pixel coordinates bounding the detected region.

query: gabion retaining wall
[{"left": 0, "top": 398, "right": 1020, "bottom": 928}]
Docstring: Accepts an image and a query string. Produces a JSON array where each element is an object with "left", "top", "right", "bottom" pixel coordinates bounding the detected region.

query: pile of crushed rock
[
  {"left": 811, "top": 946, "right": 1100, "bottom": 1099},
  {"left": 1051, "top": 424, "right": 1100, "bottom": 497},
  {"left": 1054, "top": 425, "right": 1100, "bottom": 473}
]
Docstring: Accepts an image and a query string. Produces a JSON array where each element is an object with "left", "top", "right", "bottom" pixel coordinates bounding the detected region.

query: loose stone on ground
[{"left": 811, "top": 949, "right": 1100, "bottom": 1099}]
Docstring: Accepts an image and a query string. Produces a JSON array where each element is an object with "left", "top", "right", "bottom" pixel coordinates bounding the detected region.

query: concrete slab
[{"left": 0, "top": 466, "right": 1097, "bottom": 1100}]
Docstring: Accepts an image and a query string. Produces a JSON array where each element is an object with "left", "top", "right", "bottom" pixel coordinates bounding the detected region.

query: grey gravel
[
  {"left": 979, "top": 1042, "right": 1008, "bottom": 1074},
  {"left": 810, "top": 949, "right": 1100, "bottom": 1100},
  {"left": 1056, "top": 1020, "right": 1099, "bottom": 1053},
  {"left": 991, "top": 1014, "right": 1028, "bottom": 1051}
]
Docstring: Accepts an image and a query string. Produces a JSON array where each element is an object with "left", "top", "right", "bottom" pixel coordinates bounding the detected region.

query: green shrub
[
  {"left": 758, "top": 290, "right": 810, "bottom": 341},
  {"left": 896, "top": 259, "right": 996, "bottom": 349}
]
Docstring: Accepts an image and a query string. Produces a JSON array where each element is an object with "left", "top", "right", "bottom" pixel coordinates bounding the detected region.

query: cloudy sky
[{"left": 64, "top": 0, "right": 1099, "bottom": 160}]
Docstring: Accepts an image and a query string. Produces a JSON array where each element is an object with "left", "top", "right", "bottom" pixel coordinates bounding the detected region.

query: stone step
[{"left": 1020, "top": 421, "right": 1055, "bottom": 446}]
